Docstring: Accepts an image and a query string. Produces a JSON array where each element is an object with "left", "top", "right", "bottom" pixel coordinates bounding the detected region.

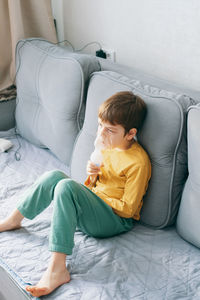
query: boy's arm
[
  {"left": 104, "top": 163, "right": 151, "bottom": 219},
  {"left": 84, "top": 174, "right": 97, "bottom": 188}
]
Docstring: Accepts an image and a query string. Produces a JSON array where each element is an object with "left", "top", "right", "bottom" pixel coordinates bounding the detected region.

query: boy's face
[{"left": 97, "top": 118, "right": 136, "bottom": 150}]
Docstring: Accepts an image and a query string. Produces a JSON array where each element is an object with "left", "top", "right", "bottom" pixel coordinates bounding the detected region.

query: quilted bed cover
[{"left": 0, "top": 130, "right": 200, "bottom": 300}]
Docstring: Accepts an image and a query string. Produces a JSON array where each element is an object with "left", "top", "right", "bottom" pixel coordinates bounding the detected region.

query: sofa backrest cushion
[
  {"left": 176, "top": 104, "right": 200, "bottom": 247},
  {"left": 70, "top": 71, "right": 196, "bottom": 228},
  {"left": 15, "top": 38, "right": 100, "bottom": 165}
]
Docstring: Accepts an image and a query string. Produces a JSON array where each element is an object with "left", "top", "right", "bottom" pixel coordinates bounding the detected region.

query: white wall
[{"left": 51, "top": 0, "right": 200, "bottom": 91}]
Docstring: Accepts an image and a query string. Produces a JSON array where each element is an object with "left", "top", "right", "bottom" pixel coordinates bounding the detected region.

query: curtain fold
[{"left": 0, "top": 0, "right": 57, "bottom": 93}]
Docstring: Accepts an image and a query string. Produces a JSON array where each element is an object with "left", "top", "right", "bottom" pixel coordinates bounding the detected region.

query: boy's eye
[
  {"left": 107, "top": 128, "right": 114, "bottom": 133},
  {"left": 98, "top": 122, "right": 115, "bottom": 133}
]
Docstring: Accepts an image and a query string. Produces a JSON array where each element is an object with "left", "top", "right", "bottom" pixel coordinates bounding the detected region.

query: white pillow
[{"left": 0, "top": 138, "right": 13, "bottom": 152}]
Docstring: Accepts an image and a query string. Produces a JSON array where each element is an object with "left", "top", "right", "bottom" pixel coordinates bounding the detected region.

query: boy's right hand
[{"left": 86, "top": 160, "right": 101, "bottom": 176}]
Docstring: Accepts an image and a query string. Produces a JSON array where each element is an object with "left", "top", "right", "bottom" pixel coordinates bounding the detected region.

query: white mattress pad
[{"left": 0, "top": 130, "right": 200, "bottom": 300}]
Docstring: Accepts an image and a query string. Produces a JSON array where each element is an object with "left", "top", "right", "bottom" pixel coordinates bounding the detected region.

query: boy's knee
[
  {"left": 54, "top": 178, "right": 78, "bottom": 195},
  {"left": 42, "top": 170, "right": 67, "bottom": 182}
]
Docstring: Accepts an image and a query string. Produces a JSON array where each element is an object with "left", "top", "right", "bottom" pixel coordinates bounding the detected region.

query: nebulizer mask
[
  {"left": 90, "top": 124, "right": 113, "bottom": 164},
  {"left": 89, "top": 127, "right": 113, "bottom": 182}
]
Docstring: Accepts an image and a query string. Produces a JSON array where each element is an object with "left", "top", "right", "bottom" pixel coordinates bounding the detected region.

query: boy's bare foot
[
  {"left": 0, "top": 219, "right": 21, "bottom": 232},
  {"left": 0, "top": 211, "right": 24, "bottom": 232},
  {"left": 26, "top": 265, "right": 70, "bottom": 297}
]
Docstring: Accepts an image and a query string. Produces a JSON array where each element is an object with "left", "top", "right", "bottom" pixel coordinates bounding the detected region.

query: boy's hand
[{"left": 86, "top": 160, "right": 101, "bottom": 176}]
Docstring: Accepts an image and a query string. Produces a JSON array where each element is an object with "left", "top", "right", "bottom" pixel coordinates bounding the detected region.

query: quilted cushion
[
  {"left": 176, "top": 104, "right": 200, "bottom": 247},
  {"left": 70, "top": 71, "right": 196, "bottom": 228},
  {"left": 15, "top": 38, "right": 100, "bottom": 165}
]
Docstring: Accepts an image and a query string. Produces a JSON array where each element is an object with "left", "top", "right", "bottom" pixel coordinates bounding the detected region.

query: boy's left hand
[{"left": 86, "top": 160, "right": 101, "bottom": 176}]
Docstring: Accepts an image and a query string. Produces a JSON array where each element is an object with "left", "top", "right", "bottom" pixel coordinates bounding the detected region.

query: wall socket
[{"left": 102, "top": 48, "right": 116, "bottom": 62}]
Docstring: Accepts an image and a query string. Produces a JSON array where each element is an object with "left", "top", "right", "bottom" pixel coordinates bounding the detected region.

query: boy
[{"left": 0, "top": 91, "right": 151, "bottom": 297}]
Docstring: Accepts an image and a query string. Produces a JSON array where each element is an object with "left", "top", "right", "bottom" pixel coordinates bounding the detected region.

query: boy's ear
[{"left": 127, "top": 128, "right": 137, "bottom": 140}]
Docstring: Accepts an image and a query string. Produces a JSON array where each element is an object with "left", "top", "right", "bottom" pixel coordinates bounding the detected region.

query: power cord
[
  {"left": 55, "top": 39, "right": 107, "bottom": 58},
  {"left": 12, "top": 38, "right": 49, "bottom": 161},
  {"left": 75, "top": 41, "right": 102, "bottom": 52},
  {"left": 56, "top": 39, "right": 75, "bottom": 51},
  {"left": 11, "top": 39, "right": 39, "bottom": 161}
]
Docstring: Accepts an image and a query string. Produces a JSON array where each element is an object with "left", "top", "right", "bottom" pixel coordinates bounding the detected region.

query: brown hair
[{"left": 98, "top": 91, "right": 147, "bottom": 134}]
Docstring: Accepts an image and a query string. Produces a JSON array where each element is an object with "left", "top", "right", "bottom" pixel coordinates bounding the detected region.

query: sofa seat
[{"left": 1, "top": 131, "right": 200, "bottom": 300}]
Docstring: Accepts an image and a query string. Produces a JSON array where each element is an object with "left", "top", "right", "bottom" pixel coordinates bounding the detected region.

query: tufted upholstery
[{"left": 15, "top": 39, "right": 100, "bottom": 165}]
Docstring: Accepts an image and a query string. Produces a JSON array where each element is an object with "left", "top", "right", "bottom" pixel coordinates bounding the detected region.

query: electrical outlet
[{"left": 102, "top": 48, "right": 116, "bottom": 62}]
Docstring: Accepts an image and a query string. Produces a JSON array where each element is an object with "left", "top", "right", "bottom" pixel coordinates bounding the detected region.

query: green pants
[{"left": 17, "top": 170, "right": 134, "bottom": 255}]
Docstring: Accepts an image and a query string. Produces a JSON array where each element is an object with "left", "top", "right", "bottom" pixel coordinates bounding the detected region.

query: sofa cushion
[
  {"left": 15, "top": 38, "right": 100, "bottom": 165},
  {"left": 176, "top": 104, "right": 200, "bottom": 247},
  {"left": 70, "top": 71, "right": 196, "bottom": 228}
]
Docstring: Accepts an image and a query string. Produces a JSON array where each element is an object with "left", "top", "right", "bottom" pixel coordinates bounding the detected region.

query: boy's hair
[{"left": 98, "top": 91, "right": 147, "bottom": 134}]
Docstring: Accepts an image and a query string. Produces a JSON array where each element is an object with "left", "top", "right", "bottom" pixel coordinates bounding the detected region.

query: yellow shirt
[{"left": 85, "top": 141, "right": 151, "bottom": 220}]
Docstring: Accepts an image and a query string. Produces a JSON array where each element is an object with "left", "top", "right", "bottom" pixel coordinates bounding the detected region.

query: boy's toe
[{"left": 26, "top": 286, "right": 48, "bottom": 297}]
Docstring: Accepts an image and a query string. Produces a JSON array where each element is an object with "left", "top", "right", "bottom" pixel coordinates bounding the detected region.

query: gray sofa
[{"left": 0, "top": 38, "right": 200, "bottom": 300}]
